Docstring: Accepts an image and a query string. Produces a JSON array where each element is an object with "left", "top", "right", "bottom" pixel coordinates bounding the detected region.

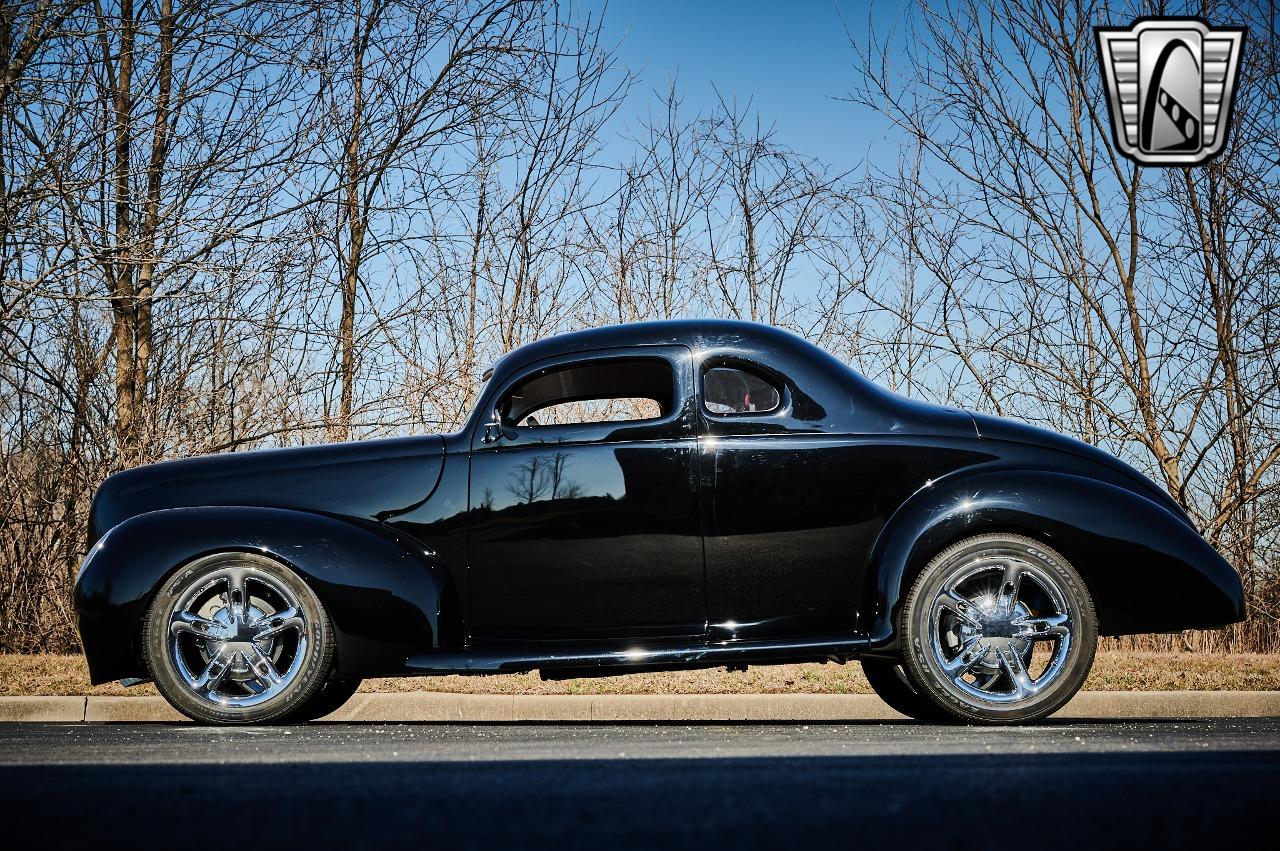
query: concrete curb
[
  {"left": 2, "top": 690, "right": 1279, "bottom": 723},
  {"left": 0, "top": 696, "right": 88, "bottom": 722}
]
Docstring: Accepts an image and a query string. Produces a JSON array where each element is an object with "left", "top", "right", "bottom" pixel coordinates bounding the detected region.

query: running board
[{"left": 404, "top": 635, "right": 872, "bottom": 676}]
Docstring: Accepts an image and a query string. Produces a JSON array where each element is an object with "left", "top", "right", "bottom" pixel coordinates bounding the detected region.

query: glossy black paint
[
  {"left": 73, "top": 319, "right": 1244, "bottom": 684},
  {"left": 76, "top": 507, "right": 446, "bottom": 683},
  {"left": 403, "top": 634, "right": 871, "bottom": 678},
  {"left": 863, "top": 468, "right": 1241, "bottom": 649},
  {"left": 466, "top": 347, "right": 704, "bottom": 641},
  {"left": 88, "top": 435, "right": 446, "bottom": 540}
]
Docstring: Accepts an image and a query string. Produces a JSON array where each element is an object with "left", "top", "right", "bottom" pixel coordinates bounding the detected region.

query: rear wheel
[
  {"left": 899, "top": 533, "right": 1097, "bottom": 724},
  {"left": 861, "top": 659, "right": 951, "bottom": 722},
  {"left": 143, "top": 553, "right": 334, "bottom": 725}
]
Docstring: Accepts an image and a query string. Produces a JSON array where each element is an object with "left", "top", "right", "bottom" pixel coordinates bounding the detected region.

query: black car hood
[
  {"left": 970, "top": 412, "right": 1191, "bottom": 524},
  {"left": 89, "top": 436, "right": 445, "bottom": 544}
]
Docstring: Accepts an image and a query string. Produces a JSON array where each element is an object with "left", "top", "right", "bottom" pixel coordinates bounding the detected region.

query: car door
[{"left": 467, "top": 346, "right": 705, "bottom": 642}]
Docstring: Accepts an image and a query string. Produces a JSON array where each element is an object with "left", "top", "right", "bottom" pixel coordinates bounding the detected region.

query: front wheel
[
  {"left": 143, "top": 553, "right": 335, "bottom": 725},
  {"left": 899, "top": 533, "right": 1097, "bottom": 724}
]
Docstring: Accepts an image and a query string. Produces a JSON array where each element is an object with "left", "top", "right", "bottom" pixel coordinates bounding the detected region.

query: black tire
[
  {"left": 861, "top": 659, "right": 952, "bottom": 722},
  {"left": 143, "top": 552, "right": 334, "bottom": 725},
  {"left": 898, "top": 533, "right": 1097, "bottom": 725},
  {"left": 287, "top": 677, "right": 363, "bottom": 722}
]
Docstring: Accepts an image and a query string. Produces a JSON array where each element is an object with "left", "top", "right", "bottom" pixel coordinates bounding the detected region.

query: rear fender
[
  {"left": 74, "top": 506, "right": 450, "bottom": 684},
  {"left": 863, "top": 470, "right": 1243, "bottom": 647}
]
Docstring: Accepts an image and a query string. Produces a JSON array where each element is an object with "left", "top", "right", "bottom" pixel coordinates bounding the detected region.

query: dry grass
[{"left": 4, "top": 650, "right": 1280, "bottom": 697}]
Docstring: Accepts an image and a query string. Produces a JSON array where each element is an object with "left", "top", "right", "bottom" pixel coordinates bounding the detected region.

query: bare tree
[
  {"left": 706, "top": 93, "right": 843, "bottom": 326},
  {"left": 1, "top": 0, "right": 329, "bottom": 648},
  {"left": 586, "top": 81, "right": 720, "bottom": 322},
  {"left": 407, "top": 2, "right": 628, "bottom": 429},
  {"left": 302, "top": 0, "right": 557, "bottom": 440}
]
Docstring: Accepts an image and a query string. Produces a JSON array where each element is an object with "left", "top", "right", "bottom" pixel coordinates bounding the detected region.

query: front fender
[
  {"left": 863, "top": 470, "right": 1243, "bottom": 647},
  {"left": 74, "top": 506, "right": 450, "bottom": 684}
]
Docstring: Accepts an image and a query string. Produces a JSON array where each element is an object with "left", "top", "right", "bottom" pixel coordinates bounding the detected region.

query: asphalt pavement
[{"left": 1, "top": 719, "right": 1277, "bottom": 848}]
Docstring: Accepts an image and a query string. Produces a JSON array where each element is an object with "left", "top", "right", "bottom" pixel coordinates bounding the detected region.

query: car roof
[
  {"left": 485, "top": 319, "right": 815, "bottom": 384},
  {"left": 471, "top": 319, "right": 977, "bottom": 439}
]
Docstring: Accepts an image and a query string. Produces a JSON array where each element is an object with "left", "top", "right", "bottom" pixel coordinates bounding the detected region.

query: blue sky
[{"left": 593, "top": 0, "right": 905, "bottom": 175}]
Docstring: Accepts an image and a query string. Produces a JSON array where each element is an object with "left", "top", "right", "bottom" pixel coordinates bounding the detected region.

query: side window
[
  {"left": 703, "top": 365, "right": 781, "bottom": 415},
  {"left": 500, "top": 359, "right": 674, "bottom": 427}
]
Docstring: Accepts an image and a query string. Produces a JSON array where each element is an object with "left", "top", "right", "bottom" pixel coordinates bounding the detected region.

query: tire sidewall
[
  {"left": 143, "top": 552, "right": 334, "bottom": 725},
  {"left": 901, "top": 533, "right": 1098, "bottom": 724}
]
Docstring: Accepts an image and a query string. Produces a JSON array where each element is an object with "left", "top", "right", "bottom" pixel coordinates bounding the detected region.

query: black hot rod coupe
[{"left": 75, "top": 320, "right": 1242, "bottom": 724}]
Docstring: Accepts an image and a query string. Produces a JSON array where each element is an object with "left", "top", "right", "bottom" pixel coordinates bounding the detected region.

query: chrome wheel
[
  {"left": 167, "top": 562, "right": 309, "bottom": 708},
  {"left": 911, "top": 534, "right": 1090, "bottom": 711}
]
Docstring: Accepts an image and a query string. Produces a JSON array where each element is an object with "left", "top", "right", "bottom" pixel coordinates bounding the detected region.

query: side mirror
[{"left": 481, "top": 416, "right": 519, "bottom": 444}]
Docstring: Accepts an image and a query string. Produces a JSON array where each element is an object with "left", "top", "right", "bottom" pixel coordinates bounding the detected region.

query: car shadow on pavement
[{"left": 2, "top": 747, "right": 1275, "bottom": 849}]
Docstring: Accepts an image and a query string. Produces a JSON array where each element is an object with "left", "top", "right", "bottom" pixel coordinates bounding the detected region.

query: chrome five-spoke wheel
[
  {"left": 900, "top": 533, "right": 1097, "bottom": 724},
  {"left": 144, "top": 553, "right": 334, "bottom": 724},
  {"left": 168, "top": 565, "right": 308, "bottom": 707},
  {"left": 928, "top": 557, "right": 1072, "bottom": 703}
]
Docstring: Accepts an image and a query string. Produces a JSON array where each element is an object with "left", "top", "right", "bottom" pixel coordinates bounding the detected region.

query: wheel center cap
[
  {"left": 208, "top": 607, "right": 270, "bottom": 649},
  {"left": 962, "top": 601, "right": 1034, "bottom": 664},
  {"left": 975, "top": 599, "right": 1032, "bottom": 638},
  {"left": 981, "top": 615, "right": 1017, "bottom": 638}
]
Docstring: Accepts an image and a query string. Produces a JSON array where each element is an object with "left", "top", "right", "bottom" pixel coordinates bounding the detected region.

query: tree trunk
[{"left": 109, "top": 0, "right": 138, "bottom": 461}]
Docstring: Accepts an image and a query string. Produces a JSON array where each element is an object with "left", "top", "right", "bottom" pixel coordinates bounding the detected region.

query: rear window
[{"left": 703, "top": 366, "right": 781, "bottom": 414}]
